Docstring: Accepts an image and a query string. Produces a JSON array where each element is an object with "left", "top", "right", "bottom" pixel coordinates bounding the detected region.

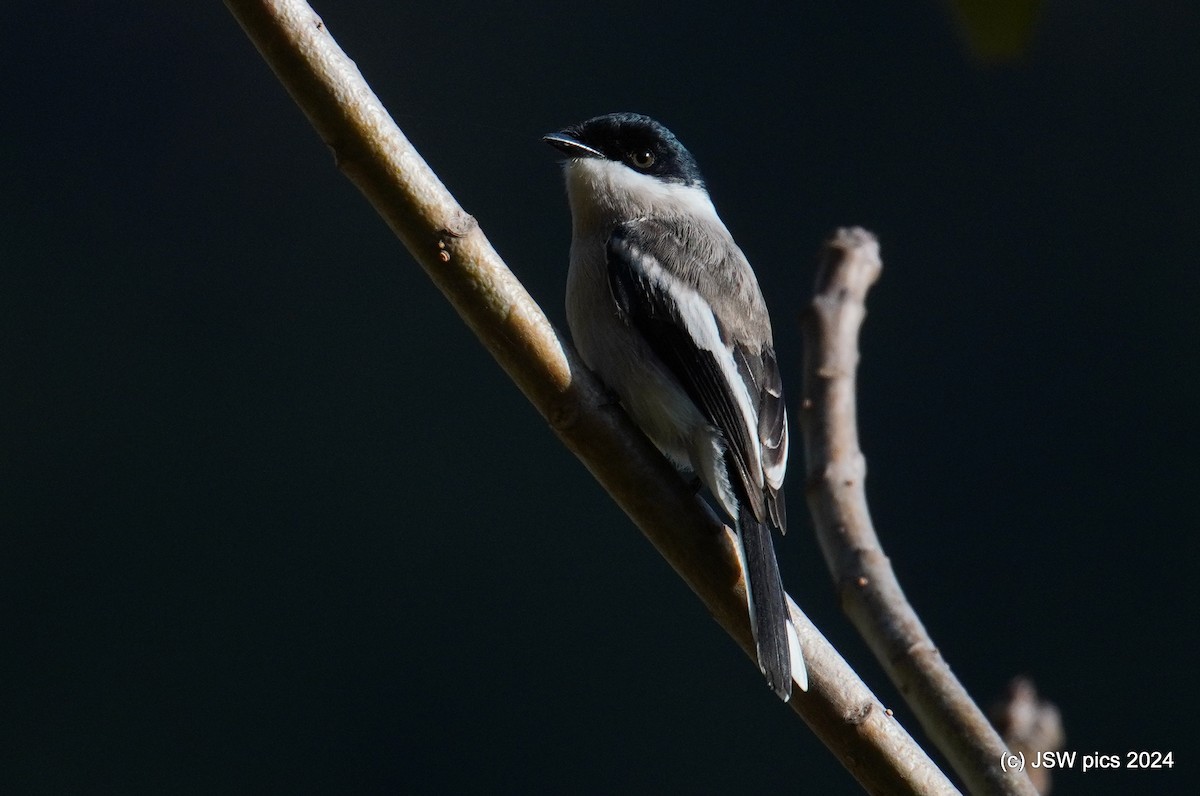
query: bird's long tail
[{"left": 739, "top": 514, "right": 808, "bottom": 700}]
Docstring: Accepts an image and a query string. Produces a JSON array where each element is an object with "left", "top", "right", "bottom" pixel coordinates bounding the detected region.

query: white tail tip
[{"left": 787, "top": 619, "right": 809, "bottom": 693}]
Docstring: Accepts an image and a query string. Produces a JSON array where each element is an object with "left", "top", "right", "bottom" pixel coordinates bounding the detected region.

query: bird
[{"left": 544, "top": 112, "right": 806, "bottom": 700}]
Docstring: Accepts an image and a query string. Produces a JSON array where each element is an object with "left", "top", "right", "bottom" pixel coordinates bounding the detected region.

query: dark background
[{"left": 4, "top": 2, "right": 1197, "bottom": 793}]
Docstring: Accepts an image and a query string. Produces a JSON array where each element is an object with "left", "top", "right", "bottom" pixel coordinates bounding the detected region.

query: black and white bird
[{"left": 544, "top": 113, "right": 807, "bottom": 700}]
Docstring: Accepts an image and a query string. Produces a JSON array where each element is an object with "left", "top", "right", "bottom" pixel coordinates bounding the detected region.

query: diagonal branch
[
  {"left": 799, "top": 229, "right": 1036, "bottom": 795},
  {"left": 225, "top": 1, "right": 957, "bottom": 792}
]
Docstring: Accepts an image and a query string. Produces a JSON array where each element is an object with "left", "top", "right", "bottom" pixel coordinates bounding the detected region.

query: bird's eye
[{"left": 630, "top": 150, "right": 656, "bottom": 169}]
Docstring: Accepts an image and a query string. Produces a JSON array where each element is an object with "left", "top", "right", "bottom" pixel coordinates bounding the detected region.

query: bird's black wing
[
  {"left": 731, "top": 336, "right": 788, "bottom": 532},
  {"left": 605, "top": 218, "right": 772, "bottom": 524}
]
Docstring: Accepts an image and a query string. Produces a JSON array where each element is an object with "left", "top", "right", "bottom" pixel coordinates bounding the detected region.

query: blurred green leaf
[{"left": 948, "top": 0, "right": 1042, "bottom": 62}]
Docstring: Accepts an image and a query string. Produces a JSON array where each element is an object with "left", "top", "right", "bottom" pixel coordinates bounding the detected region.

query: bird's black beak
[{"left": 542, "top": 130, "right": 604, "bottom": 159}]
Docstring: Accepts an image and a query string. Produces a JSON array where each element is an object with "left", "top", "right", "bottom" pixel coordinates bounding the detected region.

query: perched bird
[{"left": 544, "top": 113, "right": 806, "bottom": 699}]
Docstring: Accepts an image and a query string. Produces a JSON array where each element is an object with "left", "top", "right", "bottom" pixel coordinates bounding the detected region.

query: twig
[
  {"left": 224, "top": 2, "right": 958, "bottom": 791},
  {"left": 799, "top": 229, "right": 1036, "bottom": 795},
  {"left": 990, "top": 678, "right": 1064, "bottom": 795}
]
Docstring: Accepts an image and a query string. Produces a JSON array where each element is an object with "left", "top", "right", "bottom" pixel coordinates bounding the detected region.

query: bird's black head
[{"left": 543, "top": 113, "right": 704, "bottom": 187}]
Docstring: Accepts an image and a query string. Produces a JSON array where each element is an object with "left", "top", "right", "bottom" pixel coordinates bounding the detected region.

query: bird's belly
[{"left": 565, "top": 253, "right": 707, "bottom": 471}]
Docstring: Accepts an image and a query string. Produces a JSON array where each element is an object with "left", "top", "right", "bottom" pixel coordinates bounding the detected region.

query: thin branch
[
  {"left": 990, "top": 678, "right": 1064, "bottom": 795},
  {"left": 799, "top": 229, "right": 1036, "bottom": 796},
  {"left": 224, "top": 1, "right": 957, "bottom": 792}
]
